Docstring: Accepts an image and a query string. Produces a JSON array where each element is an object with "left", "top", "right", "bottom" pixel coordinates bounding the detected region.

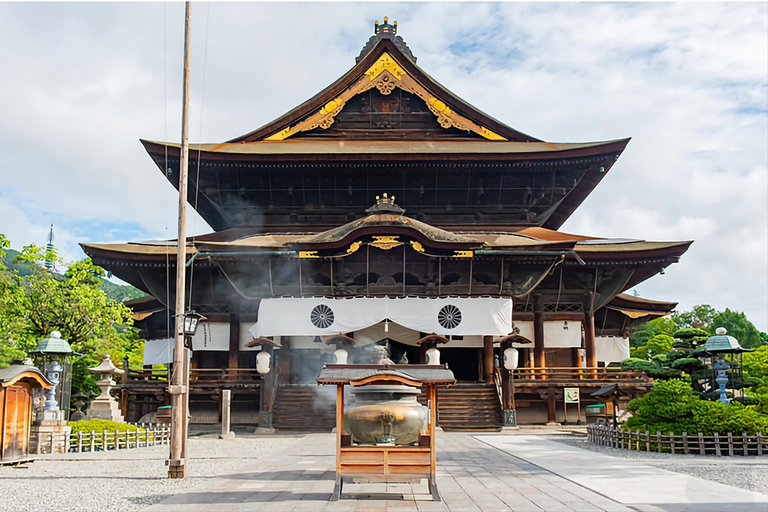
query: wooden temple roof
[
  {"left": 139, "top": 22, "right": 632, "bottom": 232},
  {"left": 228, "top": 34, "right": 538, "bottom": 144},
  {"left": 141, "top": 139, "right": 628, "bottom": 158},
  {"left": 80, "top": 226, "right": 693, "bottom": 261}
]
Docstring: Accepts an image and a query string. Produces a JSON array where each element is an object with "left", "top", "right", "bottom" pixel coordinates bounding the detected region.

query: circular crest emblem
[
  {"left": 310, "top": 304, "right": 334, "bottom": 329},
  {"left": 437, "top": 305, "right": 462, "bottom": 329}
]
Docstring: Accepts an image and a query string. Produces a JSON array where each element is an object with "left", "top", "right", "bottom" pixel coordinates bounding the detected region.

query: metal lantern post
[
  {"left": 704, "top": 327, "right": 751, "bottom": 405},
  {"left": 30, "top": 331, "right": 77, "bottom": 423},
  {"left": 29, "top": 331, "right": 79, "bottom": 453}
]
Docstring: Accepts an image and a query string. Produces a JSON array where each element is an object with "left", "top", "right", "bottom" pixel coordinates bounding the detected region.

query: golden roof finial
[{"left": 384, "top": 16, "right": 388, "bottom": 23}]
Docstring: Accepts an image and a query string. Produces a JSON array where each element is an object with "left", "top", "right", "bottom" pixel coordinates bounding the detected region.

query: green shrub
[
  {"left": 625, "top": 380, "right": 768, "bottom": 435},
  {"left": 68, "top": 419, "right": 144, "bottom": 434},
  {"left": 620, "top": 358, "right": 682, "bottom": 380},
  {"left": 692, "top": 400, "right": 768, "bottom": 435},
  {"left": 672, "top": 328, "right": 711, "bottom": 340}
]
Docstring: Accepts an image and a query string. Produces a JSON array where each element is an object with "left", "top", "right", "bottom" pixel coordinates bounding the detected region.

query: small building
[{"left": 0, "top": 365, "right": 52, "bottom": 463}]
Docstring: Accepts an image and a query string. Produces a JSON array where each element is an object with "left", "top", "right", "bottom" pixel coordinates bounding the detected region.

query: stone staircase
[
  {"left": 434, "top": 383, "right": 503, "bottom": 431},
  {"left": 272, "top": 384, "right": 336, "bottom": 432}
]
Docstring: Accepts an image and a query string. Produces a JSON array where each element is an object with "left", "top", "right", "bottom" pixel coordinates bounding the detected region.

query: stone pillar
[
  {"left": 219, "top": 389, "right": 235, "bottom": 439},
  {"left": 229, "top": 314, "right": 240, "bottom": 369}
]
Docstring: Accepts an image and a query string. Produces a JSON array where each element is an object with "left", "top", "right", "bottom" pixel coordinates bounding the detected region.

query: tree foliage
[{"left": 0, "top": 234, "right": 142, "bottom": 400}]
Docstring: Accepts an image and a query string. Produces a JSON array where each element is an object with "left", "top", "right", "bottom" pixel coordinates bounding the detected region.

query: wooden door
[{"left": 2, "top": 386, "right": 31, "bottom": 462}]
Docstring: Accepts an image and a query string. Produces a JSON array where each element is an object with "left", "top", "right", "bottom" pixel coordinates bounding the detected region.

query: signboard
[{"left": 564, "top": 387, "right": 580, "bottom": 404}]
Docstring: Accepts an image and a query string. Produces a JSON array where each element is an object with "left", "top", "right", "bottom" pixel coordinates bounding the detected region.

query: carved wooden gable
[{"left": 264, "top": 52, "right": 508, "bottom": 142}]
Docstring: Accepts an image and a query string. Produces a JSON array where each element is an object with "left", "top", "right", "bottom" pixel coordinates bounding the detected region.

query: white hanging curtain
[
  {"left": 543, "top": 321, "right": 582, "bottom": 348},
  {"left": 596, "top": 336, "right": 630, "bottom": 363},
  {"left": 354, "top": 322, "right": 422, "bottom": 347},
  {"left": 143, "top": 338, "right": 174, "bottom": 365},
  {"left": 249, "top": 297, "right": 513, "bottom": 338},
  {"left": 191, "top": 322, "right": 230, "bottom": 351}
]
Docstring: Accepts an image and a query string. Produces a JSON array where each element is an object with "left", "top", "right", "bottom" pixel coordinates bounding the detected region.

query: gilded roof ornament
[
  {"left": 357, "top": 17, "right": 416, "bottom": 63},
  {"left": 367, "top": 193, "right": 405, "bottom": 214}
]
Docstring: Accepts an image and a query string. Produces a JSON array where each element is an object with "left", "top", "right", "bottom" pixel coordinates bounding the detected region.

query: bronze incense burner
[{"left": 345, "top": 384, "right": 428, "bottom": 445}]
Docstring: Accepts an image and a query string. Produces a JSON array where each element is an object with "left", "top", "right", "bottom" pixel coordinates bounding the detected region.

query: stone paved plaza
[{"left": 1, "top": 431, "right": 765, "bottom": 512}]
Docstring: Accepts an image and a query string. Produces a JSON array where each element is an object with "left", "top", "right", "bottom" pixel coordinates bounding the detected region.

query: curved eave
[
  {"left": 228, "top": 38, "right": 540, "bottom": 144},
  {"left": 574, "top": 240, "right": 693, "bottom": 261},
  {"left": 0, "top": 367, "right": 53, "bottom": 389},
  {"left": 607, "top": 293, "right": 678, "bottom": 315},
  {"left": 140, "top": 138, "right": 629, "bottom": 161}
]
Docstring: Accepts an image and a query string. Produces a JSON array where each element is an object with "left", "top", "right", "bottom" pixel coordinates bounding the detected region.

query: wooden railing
[
  {"left": 190, "top": 368, "right": 263, "bottom": 384},
  {"left": 587, "top": 423, "right": 767, "bottom": 456},
  {"left": 511, "top": 367, "right": 649, "bottom": 383},
  {"left": 126, "top": 368, "right": 262, "bottom": 384}
]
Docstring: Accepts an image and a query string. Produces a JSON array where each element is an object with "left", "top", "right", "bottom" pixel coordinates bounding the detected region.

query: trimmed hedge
[
  {"left": 68, "top": 419, "right": 145, "bottom": 435},
  {"left": 625, "top": 380, "right": 768, "bottom": 435}
]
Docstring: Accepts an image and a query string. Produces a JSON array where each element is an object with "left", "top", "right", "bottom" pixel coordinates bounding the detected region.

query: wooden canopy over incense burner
[{"left": 317, "top": 364, "right": 455, "bottom": 501}]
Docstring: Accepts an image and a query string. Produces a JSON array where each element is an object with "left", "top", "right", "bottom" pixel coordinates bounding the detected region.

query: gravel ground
[
  {"left": 0, "top": 435, "right": 300, "bottom": 512},
  {"left": 550, "top": 433, "right": 768, "bottom": 495}
]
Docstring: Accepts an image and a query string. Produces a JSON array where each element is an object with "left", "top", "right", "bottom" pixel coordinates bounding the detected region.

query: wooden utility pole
[{"left": 168, "top": 1, "right": 192, "bottom": 479}]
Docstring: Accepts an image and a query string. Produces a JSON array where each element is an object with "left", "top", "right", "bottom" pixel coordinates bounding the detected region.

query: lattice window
[{"left": 543, "top": 303, "right": 583, "bottom": 313}]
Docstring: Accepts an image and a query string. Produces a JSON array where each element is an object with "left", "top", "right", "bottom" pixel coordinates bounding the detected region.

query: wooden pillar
[
  {"left": 584, "top": 306, "right": 597, "bottom": 369},
  {"left": 546, "top": 386, "right": 557, "bottom": 425},
  {"left": 278, "top": 337, "right": 291, "bottom": 385},
  {"left": 229, "top": 314, "right": 240, "bottom": 369},
  {"left": 482, "top": 336, "right": 494, "bottom": 383},
  {"left": 571, "top": 348, "right": 582, "bottom": 368},
  {"left": 533, "top": 301, "right": 545, "bottom": 370}
]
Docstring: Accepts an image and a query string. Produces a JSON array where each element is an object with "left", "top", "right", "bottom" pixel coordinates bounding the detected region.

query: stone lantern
[{"left": 86, "top": 355, "right": 125, "bottom": 422}]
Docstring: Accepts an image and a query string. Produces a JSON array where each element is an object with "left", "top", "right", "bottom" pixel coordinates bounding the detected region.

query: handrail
[{"left": 492, "top": 367, "right": 504, "bottom": 407}]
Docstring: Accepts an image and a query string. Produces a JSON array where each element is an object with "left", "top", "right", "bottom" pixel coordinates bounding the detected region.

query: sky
[{"left": 0, "top": 2, "right": 766, "bottom": 330}]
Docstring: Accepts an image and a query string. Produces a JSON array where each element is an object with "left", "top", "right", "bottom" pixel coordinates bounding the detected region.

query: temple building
[{"left": 81, "top": 19, "right": 691, "bottom": 429}]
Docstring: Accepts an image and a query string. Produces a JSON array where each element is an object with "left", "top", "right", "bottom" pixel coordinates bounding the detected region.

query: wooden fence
[
  {"left": 587, "top": 423, "right": 767, "bottom": 456},
  {"left": 67, "top": 424, "right": 170, "bottom": 453}
]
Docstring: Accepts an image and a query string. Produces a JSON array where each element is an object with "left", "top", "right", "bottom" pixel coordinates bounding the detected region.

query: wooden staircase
[
  {"left": 272, "top": 384, "right": 336, "bottom": 432},
  {"left": 434, "top": 383, "right": 503, "bottom": 431}
]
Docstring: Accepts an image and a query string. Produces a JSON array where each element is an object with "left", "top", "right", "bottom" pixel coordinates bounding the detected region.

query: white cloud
[{"left": 0, "top": 2, "right": 765, "bottom": 329}]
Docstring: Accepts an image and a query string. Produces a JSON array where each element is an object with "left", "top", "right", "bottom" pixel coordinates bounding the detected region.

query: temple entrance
[{"left": 440, "top": 348, "right": 482, "bottom": 382}]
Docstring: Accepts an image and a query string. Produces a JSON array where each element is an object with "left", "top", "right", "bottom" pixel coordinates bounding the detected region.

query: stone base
[
  {"left": 257, "top": 411, "right": 272, "bottom": 429},
  {"left": 502, "top": 409, "right": 517, "bottom": 427},
  {"left": 86, "top": 398, "right": 124, "bottom": 423},
  {"left": 218, "top": 431, "right": 236, "bottom": 440},
  {"left": 30, "top": 422, "right": 71, "bottom": 454}
]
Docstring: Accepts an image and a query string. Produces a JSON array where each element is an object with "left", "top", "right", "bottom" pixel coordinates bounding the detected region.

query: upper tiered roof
[{"left": 141, "top": 19, "right": 631, "bottom": 232}]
